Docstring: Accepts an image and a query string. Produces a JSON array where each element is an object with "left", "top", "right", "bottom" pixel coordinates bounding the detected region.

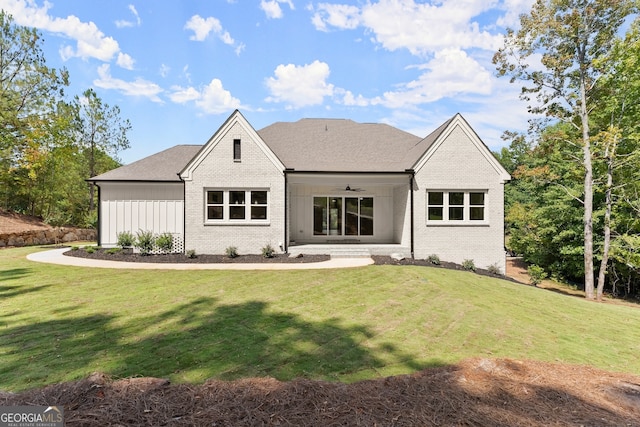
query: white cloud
[
  {"left": 311, "top": 3, "right": 361, "bottom": 32},
  {"left": 159, "top": 64, "right": 170, "bottom": 78},
  {"left": 312, "top": 0, "right": 502, "bottom": 55},
  {"left": 169, "top": 79, "right": 241, "bottom": 114},
  {"left": 169, "top": 86, "right": 201, "bottom": 103},
  {"left": 94, "top": 64, "right": 163, "bottom": 103},
  {"left": 115, "top": 4, "right": 141, "bottom": 28},
  {"left": 116, "top": 52, "right": 135, "bottom": 70},
  {"left": 340, "top": 90, "right": 369, "bottom": 106},
  {"left": 1, "top": 0, "right": 135, "bottom": 67},
  {"left": 265, "top": 60, "right": 334, "bottom": 108},
  {"left": 260, "top": 0, "right": 295, "bottom": 19},
  {"left": 184, "top": 14, "right": 235, "bottom": 45},
  {"left": 375, "top": 49, "right": 493, "bottom": 108},
  {"left": 496, "top": 0, "right": 535, "bottom": 28}
]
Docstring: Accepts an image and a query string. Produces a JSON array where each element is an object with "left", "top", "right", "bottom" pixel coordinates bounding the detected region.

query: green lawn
[{"left": 2, "top": 246, "right": 640, "bottom": 392}]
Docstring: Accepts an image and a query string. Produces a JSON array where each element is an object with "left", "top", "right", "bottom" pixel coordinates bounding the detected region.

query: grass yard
[{"left": 2, "top": 246, "right": 640, "bottom": 392}]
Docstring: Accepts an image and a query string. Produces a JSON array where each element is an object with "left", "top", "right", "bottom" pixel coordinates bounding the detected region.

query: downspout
[
  {"left": 407, "top": 169, "right": 415, "bottom": 259},
  {"left": 96, "top": 183, "right": 101, "bottom": 246},
  {"left": 178, "top": 173, "right": 186, "bottom": 254},
  {"left": 283, "top": 169, "right": 292, "bottom": 253}
]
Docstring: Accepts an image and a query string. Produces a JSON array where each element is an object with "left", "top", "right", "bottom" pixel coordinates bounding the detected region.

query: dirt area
[
  {"left": 0, "top": 208, "right": 51, "bottom": 234},
  {"left": 3, "top": 358, "right": 640, "bottom": 426},
  {"left": 7, "top": 209, "right": 640, "bottom": 425}
]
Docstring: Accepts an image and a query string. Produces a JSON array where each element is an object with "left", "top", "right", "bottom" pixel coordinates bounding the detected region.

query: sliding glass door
[{"left": 314, "top": 196, "right": 373, "bottom": 236}]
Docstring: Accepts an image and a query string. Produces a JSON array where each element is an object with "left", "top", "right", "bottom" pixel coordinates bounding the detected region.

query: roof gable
[
  {"left": 412, "top": 114, "right": 511, "bottom": 183},
  {"left": 180, "top": 110, "right": 285, "bottom": 181}
]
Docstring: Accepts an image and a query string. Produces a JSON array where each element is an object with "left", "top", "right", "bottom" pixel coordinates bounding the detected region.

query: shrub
[
  {"left": 85, "top": 246, "right": 96, "bottom": 254},
  {"left": 226, "top": 246, "right": 239, "bottom": 258},
  {"left": 527, "top": 264, "right": 547, "bottom": 286},
  {"left": 427, "top": 254, "right": 440, "bottom": 265},
  {"left": 116, "top": 231, "right": 135, "bottom": 248},
  {"left": 462, "top": 259, "right": 476, "bottom": 271},
  {"left": 70, "top": 246, "right": 79, "bottom": 251},
  {"left": 106, "top": 247, "right": 121, "bottom": 255},
  {"left": 261, "top": 243, "right": 276, "bottom": 258},
  {"left": 156, "top": 233, "right": 173, "bottom": 254},
  {"left": 135, "top": 230, "right": 155, "bottom": 255},
  {"left": 186, "top": 249, "right": 197, "bottom": 259},
  {"left": 487, "top": 263, "right": 501, "bottom": 275}
]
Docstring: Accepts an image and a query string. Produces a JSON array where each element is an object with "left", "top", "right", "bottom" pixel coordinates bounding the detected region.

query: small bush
[
  {"left": 106, "top": 247, "right": 121, "bottom": 255},
  {"left": 427, "top": 254, "right": 440, "bottom": 265},
  {"left": 186, "top": 249, "right": 197, "bottom": 259},
  {"left": 527, "top": 264, "right": 547, "bottom": 286},
  {"left": 156, "top": 233, "right": 173, "bottom": 254},
  {"left": 487, "top": 263, "right": 501, "bottom": 275},
  {"left": 85, "top": 246, "right": 96, "bottom": 254},
  {"left": 70, "top": 246, "right": 79, "bottom": 251},
  {"left": 262, "top": 243, "right": 276, "bottom": 258},
  {"left": 135, "top": 230, "right": 155, "bottom": 255},
  {"left": 226, "top": 246, "right": 239, "bottom": 258},
  {"left": 462, "top": 259, "right": 476, "bottom": 271},
  {"left": 116, "top": 231, "right": 135, "bottom": 248}
]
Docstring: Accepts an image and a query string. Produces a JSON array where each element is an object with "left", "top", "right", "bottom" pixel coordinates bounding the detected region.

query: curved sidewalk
[{"left": 27, "top": 248, "right": 374, "bottom": 270}]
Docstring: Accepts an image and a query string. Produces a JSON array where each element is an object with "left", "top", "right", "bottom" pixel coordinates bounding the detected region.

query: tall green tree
[
  {"left": 493, "top": 0, "right": 636, "bottom": 299},
  {"left": 75, "top": 88, "right": 131, "bottom": 211},
  {"left": 0, "top": 10, "right": 69, "bottom": 210},
  {"left": 591, "top": 19, "right": 640, "bottom": 299}
]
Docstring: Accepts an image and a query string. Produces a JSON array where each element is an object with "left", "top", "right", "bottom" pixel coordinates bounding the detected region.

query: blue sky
[{"left": 1, "top": 0, "right": 535, "bottom": 164}]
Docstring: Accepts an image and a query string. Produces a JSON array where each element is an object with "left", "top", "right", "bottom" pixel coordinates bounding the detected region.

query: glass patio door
[{"left": 314, "top": 196, "right": 373, "bottom": 236}]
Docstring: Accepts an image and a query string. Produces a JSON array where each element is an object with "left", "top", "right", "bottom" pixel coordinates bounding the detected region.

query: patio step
[{"left": 329, "top": 248, "right": 372, "bottom": 258}]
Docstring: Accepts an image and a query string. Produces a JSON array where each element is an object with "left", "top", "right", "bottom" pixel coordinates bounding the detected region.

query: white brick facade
[
  {"left": 94, "top": 111, "right": 509, "bottom": 267},
  {"left": 182, "top": 113, "right": 285, "bottom": 255},
  {"left": 412, "top": 119, "right": 509, "bottom": 273}
]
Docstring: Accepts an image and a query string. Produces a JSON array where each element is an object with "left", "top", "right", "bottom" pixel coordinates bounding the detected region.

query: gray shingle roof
[
  {"left": 88, "top": 115, "right": 457, "bottom": 182},
  {"left": 88, "top": 145, "right": 202, "bottom": 182},
  {"left": 257, "top": 118, "right": 447, "bottom": 172}
]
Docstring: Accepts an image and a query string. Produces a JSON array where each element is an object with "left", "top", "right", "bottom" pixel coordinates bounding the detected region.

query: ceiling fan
[{"left": 332, "top": 184, "right": 365, "bottom": 192}]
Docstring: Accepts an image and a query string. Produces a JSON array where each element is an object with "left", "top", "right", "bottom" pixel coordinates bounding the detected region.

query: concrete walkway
[{"left": 27, "top": 248, "right": 375, "bottom": 270}]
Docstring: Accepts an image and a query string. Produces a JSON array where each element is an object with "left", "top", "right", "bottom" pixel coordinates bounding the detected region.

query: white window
[
  {"left": 427, "top": 190, "right": 487, "bottom": 223},
  {"left": 205, "top": 189, "right": 268, "bottom": 223}
]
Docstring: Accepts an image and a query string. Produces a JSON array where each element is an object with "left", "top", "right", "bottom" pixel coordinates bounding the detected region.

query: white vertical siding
[{"left": 98, "top": 182, "right": 184, "bottom": 247}]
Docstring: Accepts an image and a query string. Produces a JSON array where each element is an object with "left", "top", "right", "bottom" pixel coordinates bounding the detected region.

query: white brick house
[{"left": 89, "top": 110, "right": 511, "bottom": 272}]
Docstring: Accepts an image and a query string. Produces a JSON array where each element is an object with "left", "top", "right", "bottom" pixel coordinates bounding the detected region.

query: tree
[
  {"left": 493, "top": 0, "right": 636, "bottom": 299},
  {"left": 591, "top": 19, "right": 640, "bottom": 299},
  {"left": 76, "top": 88, "right": 131, "bottom": 211},
  {"left": 0, "top": 11, "right": 69, "bottom": 210}
]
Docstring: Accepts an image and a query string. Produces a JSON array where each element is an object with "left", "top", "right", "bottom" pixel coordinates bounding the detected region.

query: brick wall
[
  {"left": 183, "top": 118, "right": 285, "bottom": 255},
  {"left": 413, "top": 123, "right": 508, "bottom": 273}
]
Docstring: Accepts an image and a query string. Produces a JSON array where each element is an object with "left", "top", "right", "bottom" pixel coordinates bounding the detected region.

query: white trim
[
  {"left": 204, "top": 188, "right": 270, "bottom": 225},
  {"left": 414, "top": 114, "right": 511, "bottom": 183},
  {"left": 426, "top": 189, "right": 489, "bottom": 226},
  {"left": 180, "top": 110, "right": 285, "bottom": 181}
]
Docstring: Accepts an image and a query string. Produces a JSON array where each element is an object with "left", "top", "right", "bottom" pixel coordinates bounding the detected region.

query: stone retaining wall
[{"left": 0, "top": 228, "right": 97, "bottom": 248}]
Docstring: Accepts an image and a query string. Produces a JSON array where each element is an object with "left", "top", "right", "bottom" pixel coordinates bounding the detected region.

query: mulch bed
[
  {"left": 65, "top": 248, "right": 331, "bottom": 264},
  {"left": 64, "top": 248, "right": 524, "bottom": 284},
  {"left": 3, "top": 358, "right": 640, "bottom": 426}
]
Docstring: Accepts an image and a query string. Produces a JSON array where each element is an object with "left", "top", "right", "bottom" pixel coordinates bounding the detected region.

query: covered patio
[{"left": 285, "top": 172, "right": 413, "bottom": 256}]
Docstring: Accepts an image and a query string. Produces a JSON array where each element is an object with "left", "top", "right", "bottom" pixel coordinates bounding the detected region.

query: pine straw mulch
[{"left": 3, "top": 358, "right": 640, "bottom": 426}]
